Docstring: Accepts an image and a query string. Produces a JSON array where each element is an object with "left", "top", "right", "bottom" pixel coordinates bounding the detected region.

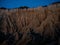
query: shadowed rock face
[
  {"left": 0, "top": 3, "right": 60, "bottom": 45},
  {"left": 0, "top": 7, "right": 7, "bottom": 10},
  {"left": 18, "top": 6, "right": 29, "bottom": 9}
]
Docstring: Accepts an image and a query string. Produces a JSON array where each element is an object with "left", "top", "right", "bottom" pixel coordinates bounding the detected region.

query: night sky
[{"left": 0, "top": 0, "right": 60, "bottom": 9}]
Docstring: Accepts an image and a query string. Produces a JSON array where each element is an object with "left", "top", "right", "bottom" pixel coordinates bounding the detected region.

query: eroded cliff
[{"left": 0, "top": 3, "right": 60, "bottom": 45}]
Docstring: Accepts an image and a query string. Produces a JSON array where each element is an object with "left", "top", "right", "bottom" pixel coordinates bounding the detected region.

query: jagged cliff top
[
  {"left": 0, "top": 3, "right": 60, "bottom": 15},
  {"left": 0, "top": 2, "right": 60, "bottom": 10}
]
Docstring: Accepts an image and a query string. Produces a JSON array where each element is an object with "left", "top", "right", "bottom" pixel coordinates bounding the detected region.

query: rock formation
[
  {"left": 18, "top": 6, "right": 29, "bottom": 9},
  {"left": 0, "top": 3, "right": 60, "bottom": 45}
]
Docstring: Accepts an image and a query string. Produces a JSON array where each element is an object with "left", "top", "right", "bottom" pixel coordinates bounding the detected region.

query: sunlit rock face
[{"left": 0, "top": 3, "right": 60, "bottom": 45}]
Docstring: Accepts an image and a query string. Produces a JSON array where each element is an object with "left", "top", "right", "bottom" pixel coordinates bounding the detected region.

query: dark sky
[{"left": 0, "top": 0, "right": 60, "bottom": 9}]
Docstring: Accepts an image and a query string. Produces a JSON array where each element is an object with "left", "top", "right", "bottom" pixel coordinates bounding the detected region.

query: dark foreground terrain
[{"left": 0, "top": 3, "right": 60, "bottom": 45}]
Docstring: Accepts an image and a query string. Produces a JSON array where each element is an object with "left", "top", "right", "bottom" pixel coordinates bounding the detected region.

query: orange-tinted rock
[{"left": 0, "top": 3, "right": 60, "bottom": 45}]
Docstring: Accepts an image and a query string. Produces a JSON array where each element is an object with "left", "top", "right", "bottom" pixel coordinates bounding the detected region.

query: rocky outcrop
[{"left": 0, "top": 3, "right": 60, "bottom": 45}]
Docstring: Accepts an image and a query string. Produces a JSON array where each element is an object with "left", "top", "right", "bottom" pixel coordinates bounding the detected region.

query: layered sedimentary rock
[{"left": 0, "top": 3, "right": 60, "bottom": 45}]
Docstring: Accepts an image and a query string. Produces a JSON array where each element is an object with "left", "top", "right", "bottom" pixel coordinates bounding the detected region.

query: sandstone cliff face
[{"left": 0, "top": 3, "right": 60, "bottom": 45}]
